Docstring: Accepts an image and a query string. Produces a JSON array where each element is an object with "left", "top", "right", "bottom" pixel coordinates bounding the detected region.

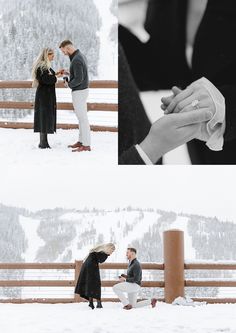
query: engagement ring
[{"left": 191, "top": 99, "right": 200, "bottom": 109}]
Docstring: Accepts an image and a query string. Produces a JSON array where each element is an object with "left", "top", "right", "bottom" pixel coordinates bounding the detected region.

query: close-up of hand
[
  {"left": 119, "top": 276, "right": 126, "bottom": 282},
  {"left": 161, "top": 86, "right": 181, "bottom": 111},
  {"left": 56, "top": 72, "right": 63, "bottom": 78},
  {"left": 162, "top": 80, "right": 216, "bottom": 117},
  {"left": 139, "top": 108, "right": 213, "bottom": 164}
]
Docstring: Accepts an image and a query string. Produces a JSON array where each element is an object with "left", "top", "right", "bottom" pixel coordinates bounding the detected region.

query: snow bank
[{"left": 0, "top": 302, "right": 236, "bottom": 333}]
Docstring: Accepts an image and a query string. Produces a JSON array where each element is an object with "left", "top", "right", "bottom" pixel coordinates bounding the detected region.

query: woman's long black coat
[
  {"left": 75, "top": 251, "right": 108, "bottom": 300},
  {"left": 34, "top": 67, "right": 57, "bottom": 134}
]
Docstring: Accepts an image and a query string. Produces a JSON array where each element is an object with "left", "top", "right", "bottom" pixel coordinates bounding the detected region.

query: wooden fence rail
[
  {"left": 0, "top": 80, "right": 118, "bottom": 132},
  {"left": 0, "top": 80, "right": 118, "bottom": 89},
  {"left": 0, "top": 261, "right": 164, "bottom": 304},
  {"left": 0, "top": 230, "right": 236, "bottom": 304}
]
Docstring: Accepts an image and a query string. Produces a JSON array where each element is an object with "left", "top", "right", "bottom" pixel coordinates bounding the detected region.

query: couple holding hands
[
  {"left": 32, "top": 40, "right": 91, "bottom": 152},
  {"left": 75, "top": 244, "right": 158, "bottom": 310},
  {"left": 119, "top": 0, "right": 236, "bottom": 165}
]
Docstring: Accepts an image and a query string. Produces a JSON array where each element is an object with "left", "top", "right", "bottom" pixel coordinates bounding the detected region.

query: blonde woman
[
  {"left": 32, "top": 48, "right": 63, "bottom": 149},
  {"left": 75, "top": 243, "right": 115, "bottom": 309}
]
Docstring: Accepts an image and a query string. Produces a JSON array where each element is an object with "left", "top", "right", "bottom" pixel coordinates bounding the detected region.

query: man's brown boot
[
  {"left": 72, "top": 145, "right": 91, "bottom": 152},
  {"left": 68, "top": 141, "right": 82, "bottom": 149},
  {"left": 151, "top": 298, "right": 158, "bottom": 308}
]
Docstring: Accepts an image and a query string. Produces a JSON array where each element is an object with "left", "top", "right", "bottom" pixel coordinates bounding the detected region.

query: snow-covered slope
[{"left": 1, "top": 206, "right": 235, "bottom": 264}]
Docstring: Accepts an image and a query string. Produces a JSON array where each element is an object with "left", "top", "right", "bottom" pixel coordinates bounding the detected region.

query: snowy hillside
[
  {"left": 0, "top": 0, "right": 117, "bottom": 80},
  {"left": 1, "top": 205, "right": 236, "bottom": 300},
  {"left": 1, "top": 205, "right": 236, "bottom": 264}
]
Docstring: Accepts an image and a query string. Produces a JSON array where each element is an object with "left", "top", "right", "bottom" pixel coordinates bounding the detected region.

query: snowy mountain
[
  {"left": 1, "top": 204, "right": 236, "bottom": 299},
  {"left": 1, "top": 204, "right": 236, "bottom": 264},
  {"left": 0, "top": 0, "right": 117, "bottom": 80}
]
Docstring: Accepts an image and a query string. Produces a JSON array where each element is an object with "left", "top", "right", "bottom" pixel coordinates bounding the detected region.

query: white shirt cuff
[
  {"left": 191, "top": 77, "right": 226, "bottom": 151},
  {"left": 135, "top": 144, "right": 153, "bottom": 165}
]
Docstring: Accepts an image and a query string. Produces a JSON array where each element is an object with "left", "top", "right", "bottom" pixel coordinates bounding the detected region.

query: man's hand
[
  {"left": 139, "top": 109, "right": 213, "bottom": 164},
  {"left": 63, "top": 81, "right": 69, "bottom": 88},
  {"left": 121, "top": 274, "right": 128, "bottom": 279},
  {"left": 161, "top": 86, "right": 181, "bottom": 111},
  {"left": 119, "top": 276, "right": 126, "bottom": 282}
]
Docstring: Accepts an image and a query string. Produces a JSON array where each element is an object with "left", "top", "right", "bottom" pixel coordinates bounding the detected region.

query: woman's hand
[
  {"left": 56, "top": 69, "right": 66, "bottom": 77},
  {"left": 62, "top": 70, "right": 70, "bottom": 76},
  {"left": 56, "top": 71, "right": 64, "bottom": 77},
  {"left": 139, "top": 108, "right": 212, "bottom": 163},
  {"left": 162, "top": 81, "right": 216, "bottom": 116}
]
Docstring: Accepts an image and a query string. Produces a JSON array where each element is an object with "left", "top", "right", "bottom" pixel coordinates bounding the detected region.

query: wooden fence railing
[
  {"left": 0, "top": 80, "right": 118, "bottom": 132},
  {"left": 0, "top": 261, "right": 164, "bottom": 304},
  {"left": 0, "top": 230, "right": 236, "bottom": 304}
]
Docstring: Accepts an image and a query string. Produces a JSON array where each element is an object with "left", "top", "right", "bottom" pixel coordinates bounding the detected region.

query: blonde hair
[
  {"left": 89, "top": 243, "right": 116, "bottom": 255},
  {"left": 83, "top": 243, "right": 115, "bottom": 262},
  {"left": 31, "top": 48, "right": 54, "bottom": 87}
]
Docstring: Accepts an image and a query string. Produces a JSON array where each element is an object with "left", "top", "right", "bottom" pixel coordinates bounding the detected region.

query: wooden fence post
[
  {"left": 74, "top": 260, "right": 83, "bottom": 303},
  {"left": 164, "top": 229, "right": 185, "bottom": 303}
]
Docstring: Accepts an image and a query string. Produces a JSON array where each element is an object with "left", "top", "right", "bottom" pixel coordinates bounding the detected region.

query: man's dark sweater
[
  {"left": 68, "top": 49, "right": 89, "bottom": 91},
  {"left": 126, "top": 258, "right": 142, "bottom": 286},
  {"left": 118, "top": 44, "right": 162, "bottom": 164}
]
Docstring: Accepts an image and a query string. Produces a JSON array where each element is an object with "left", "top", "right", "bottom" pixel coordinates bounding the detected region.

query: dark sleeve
[
  {"left": 97, "top": 252, "right": 108, "bottom": 264},
  {"left": 37, "top": 68, "right": 57, "bottom": 85},
  {"left": 119, "top": 146, "right": 145, "bottom": 165},
  {"left": 118, "top": 43, "right": 152, "bottom": 164},
  {"left": 68, "top": 60, "right": 84, "bottom": 89},
  {"left": 119, "top": 25, "right": 160, "bottom": 91},
  {"left": 126, "top": 263, "right": 141, "bottom": 284},
  {"left": 217, "top": 85, "right": 236, "bottom": 142}
]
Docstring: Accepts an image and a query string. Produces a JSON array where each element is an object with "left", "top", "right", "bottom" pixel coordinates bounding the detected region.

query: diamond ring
[{"left": 191, "top": 99, "right": 200, "bottom": 109}]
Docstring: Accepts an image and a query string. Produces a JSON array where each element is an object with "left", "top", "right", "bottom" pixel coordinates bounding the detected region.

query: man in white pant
[
  {"left": 59, "top": 40, "right": 91, "bottom": 152},
  {"left": 113, "top": 247, "right": 158, "bottom": 310}
]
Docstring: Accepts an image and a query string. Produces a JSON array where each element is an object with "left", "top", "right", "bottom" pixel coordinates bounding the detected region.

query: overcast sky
[{"left": 0, "top": 165, "right": 235, "bottom": 223}]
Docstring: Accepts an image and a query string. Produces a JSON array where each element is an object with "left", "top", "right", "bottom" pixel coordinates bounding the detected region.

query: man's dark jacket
[
  {"left": 126, "top": 258, "right": 142, "bottom": 285},
  {"left": 120, "top": 0, "right": 236, "bottom": 164},
  {"left": 119, "top": 43, "right": 151, "bottom": 164},
  {"left": 69, "top": 49, "right": 89, "bottom": 91}
]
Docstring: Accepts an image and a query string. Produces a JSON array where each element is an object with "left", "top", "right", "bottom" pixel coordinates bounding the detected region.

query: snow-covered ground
[
  {"left": 0, "top": 302, "right": 236, "bottom": 333},
  {"left": 0, "top": 128, "right": 117, "bottom": 168}
]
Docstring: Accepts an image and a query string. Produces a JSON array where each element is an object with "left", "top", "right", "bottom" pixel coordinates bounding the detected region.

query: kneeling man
[{"left": 113, "top": 247, "right": 157, "bottom": 310}]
